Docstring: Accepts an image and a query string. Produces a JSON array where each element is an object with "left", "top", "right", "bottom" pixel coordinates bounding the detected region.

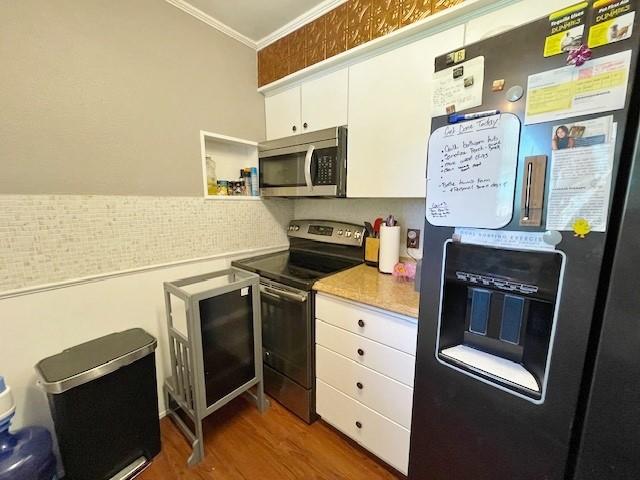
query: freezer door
[{"left": 572, "top": 133, "right": 640, "bottom": 479}]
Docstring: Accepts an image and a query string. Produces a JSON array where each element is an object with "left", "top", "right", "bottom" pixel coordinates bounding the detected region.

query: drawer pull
[
  {"left": 358, "top": 319, "right": 365, "bottom": 328},
  {"left": 356, "top": 382, "right": 363, "bottom": 390},
  {"left": 355, "top": 421, "right": 362, "bottom": 429},
  {"left": 357, "top": 348, "right": 365, "bottom": 356}
]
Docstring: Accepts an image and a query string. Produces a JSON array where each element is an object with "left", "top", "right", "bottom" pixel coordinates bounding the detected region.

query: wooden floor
[{"left": 139, "top": 395, "right": 401, "bottom": 480}]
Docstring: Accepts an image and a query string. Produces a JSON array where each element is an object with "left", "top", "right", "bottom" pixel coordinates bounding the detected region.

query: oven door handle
[
  {"left": 304, "top": 145, "right": 315, "bottom": 192},
  {"left": 260, "top": 284, "right": 308, "bottom": 303}
]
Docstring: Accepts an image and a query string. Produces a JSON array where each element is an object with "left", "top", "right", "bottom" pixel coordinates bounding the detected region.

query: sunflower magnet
[{"left": 573, "top": 218, "right": 592, "bottom": 238}]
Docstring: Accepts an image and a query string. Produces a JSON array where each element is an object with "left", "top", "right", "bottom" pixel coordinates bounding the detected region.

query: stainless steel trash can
[{"left": 35, "top": 328, "right": 161, "bottom": 480}]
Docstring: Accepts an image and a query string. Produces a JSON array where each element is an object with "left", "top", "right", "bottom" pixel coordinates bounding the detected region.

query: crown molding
[
  {"left": 165, "top": 0, "right": 257, "bottom": 49},
  {"left": 255, "top": 0, "right": 348, "bottom": 50}
]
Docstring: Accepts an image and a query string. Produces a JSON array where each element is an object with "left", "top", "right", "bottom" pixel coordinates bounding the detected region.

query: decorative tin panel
[
  {"left": 400, "top": 0, "right": 432, "bottom": 27},
  {"left": 326, "top": 3, "right": 349, "bottom": 58},
  {"left": 258, "top": 43, "right": 279, "bottom": 86},
  {"left": 289, "top": 28, "right": 307, "bottom": 73},
  {"left": 347, "top": 0, "right": 373, "bottom": 49},
  {"left": 257, "top": 48, "right": 270, "bottom": 87},
  {"left": 433, "top": 0, "right": 464, "bottom": 13},
  {"left": 372, "top": 0, "right": 400, "bottom": 39},
  {"left": 271, "top": 36, "right": 290, "bottom": 81},
  {"left": 305, "top": 16, "right": 326, "bottom": 67},
  {"left": 257, "top": 0, "right": 465, "bottom": 86}
]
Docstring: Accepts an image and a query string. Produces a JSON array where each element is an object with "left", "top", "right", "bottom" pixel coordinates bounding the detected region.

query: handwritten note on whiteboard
[{"left": 426, "top": 113, "right": 521, "bottom": 229}]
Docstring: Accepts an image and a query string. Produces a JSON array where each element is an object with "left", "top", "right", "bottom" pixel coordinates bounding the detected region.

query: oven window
[
  {"left": 261, "top": 287, "right": 311, "bottom": 388},
  {"left": 260, "top": 152, "right": 307, "bottom": 187}
]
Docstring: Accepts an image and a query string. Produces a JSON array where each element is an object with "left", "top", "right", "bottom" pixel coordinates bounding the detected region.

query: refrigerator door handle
[{"left": 523, "top": 162, "right": 533, "bottom": 221}]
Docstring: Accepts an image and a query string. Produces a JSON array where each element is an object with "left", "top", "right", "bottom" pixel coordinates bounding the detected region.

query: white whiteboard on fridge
[{"left": 426, "top": 113, "right": 521, "bottom": 229}]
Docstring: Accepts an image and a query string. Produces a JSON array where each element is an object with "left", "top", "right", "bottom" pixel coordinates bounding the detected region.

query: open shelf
[{"left": 200, "top": 131, "right": 260, "bottom": 200}]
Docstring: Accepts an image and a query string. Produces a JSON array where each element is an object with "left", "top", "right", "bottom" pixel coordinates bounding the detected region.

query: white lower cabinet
[
  {"left": 316, "top": 320, "right": 415, "bottom": 387},
  {"left": 316, "top": 380, "right": 411, "bottom": 474},
  {"left": 316, "top": 345, "right": 413, "bottom": 428},
  {"left": 316, "top": 294, "right": 417, "bottom": 355},
  {"left": 315, "top": 293, "right": 417, "bottom": 474}
]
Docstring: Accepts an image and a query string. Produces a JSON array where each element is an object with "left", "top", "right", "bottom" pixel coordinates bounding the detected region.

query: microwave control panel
[{"left": 315, "top": 154, "right": 336, "bottom": 185}]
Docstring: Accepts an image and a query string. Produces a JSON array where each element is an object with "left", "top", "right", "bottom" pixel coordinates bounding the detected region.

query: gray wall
[{"left": 0, "top": 0, "right": 265, "bottom": 196}]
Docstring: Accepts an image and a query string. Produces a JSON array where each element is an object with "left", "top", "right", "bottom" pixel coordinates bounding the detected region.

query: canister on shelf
[
  {"left": 206, "top": 156, "right": 217, "bottom": 195},
  {"left": 217, "top": 180, "right": 229, "bottom": 196}
]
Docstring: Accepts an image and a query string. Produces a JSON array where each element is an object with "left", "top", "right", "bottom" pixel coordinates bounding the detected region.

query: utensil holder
[{"left": 365, "top": 237, "right": 380, "bottom": 266}]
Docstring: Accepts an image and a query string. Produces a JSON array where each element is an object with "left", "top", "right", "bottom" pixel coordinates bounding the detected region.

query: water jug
[{"left": 0, "top": 376, "right": 57, "bottom": 480}]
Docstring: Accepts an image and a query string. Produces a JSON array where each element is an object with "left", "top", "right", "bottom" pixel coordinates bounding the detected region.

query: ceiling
[{"left": 184, "top": 0, "right": 329, "bottom": 44}]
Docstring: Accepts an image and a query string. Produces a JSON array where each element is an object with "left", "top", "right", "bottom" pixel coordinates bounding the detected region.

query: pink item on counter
[{"left": 393, "top": 262, "right": 417, "bottom": 281}]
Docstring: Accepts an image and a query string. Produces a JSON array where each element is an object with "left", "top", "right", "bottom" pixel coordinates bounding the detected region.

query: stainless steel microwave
[{"left": 258, "top": 126, "right": 347, "bottom": 197}]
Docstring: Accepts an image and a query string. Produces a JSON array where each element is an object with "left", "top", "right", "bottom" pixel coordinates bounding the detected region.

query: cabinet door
[
  {"left": 347, "top": 25, "right": 464, "bottom": 198},
  {"left": 265, "top": 86, "right": 301, "bottom": 140},
  {"left": 301, "top": 69, "right": 348, "bottom": 133},
  {"left": 465, "top": 0, "right": 578, "bottom": 44}
]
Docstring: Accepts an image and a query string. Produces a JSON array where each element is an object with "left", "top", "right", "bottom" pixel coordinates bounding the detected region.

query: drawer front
[
  {"left": 316, "top": 320, "right": 415, "bottom": 387},
  {"left": 316, "top": 294, "right": 417, "bottom": 355},
  {"left": 316, "top": 345, "right": 413, "bottom": 428},
  {"left": 317, "top": 379, "right": 410, "bottom": 474}
]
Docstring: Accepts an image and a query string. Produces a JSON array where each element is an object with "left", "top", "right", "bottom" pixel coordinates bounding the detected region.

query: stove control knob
[
  {"left": 354, "top": 231, "right": 362, "bottom": 240},
  {"left": 345, "top": 230, "right": 352, "bottom": 238},
  {"left": 294, "top": 225, "right": 300, "bottom": 231},
  {"left": 337, "top": 230, "right": 343, "bottom": 236}
]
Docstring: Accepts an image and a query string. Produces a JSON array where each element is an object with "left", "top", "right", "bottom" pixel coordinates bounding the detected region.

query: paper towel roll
[{"left": 379, "top": 225, "right": 400, "bottom": 274}]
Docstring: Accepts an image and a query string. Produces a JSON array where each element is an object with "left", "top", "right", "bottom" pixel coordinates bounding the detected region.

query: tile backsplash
[
  {"left": 0, "top": 195, "right": 293, "bottom": 293},
  {"left": 293, "top": 198, "right": 425, "bottom": 257},
  {"left": 0, "top": 195, "right": 426, "bottom": 293}
]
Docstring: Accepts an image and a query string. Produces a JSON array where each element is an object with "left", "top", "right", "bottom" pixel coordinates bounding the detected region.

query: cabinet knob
[
  {"left": 292, "top": 125, "right": 297, "bottom": 132},
  {"left": 357, "top": 348, "right": 364, "bottom": 356},
  {"left": 358, "top": 319, "right": 365, "bottom": 328},
  {"left": 355, "top": 421, "right": 362, "bottom": 429},
  {"left": 356, "top": 382, "right": 363, "bottom": 390},
  {"left": 303, "top": 122, "right": 308, "bottom": 129}
]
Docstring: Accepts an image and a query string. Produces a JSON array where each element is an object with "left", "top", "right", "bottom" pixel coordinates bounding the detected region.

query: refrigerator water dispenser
[{"left": 436, "top": 241, "right": 564, "bottom": 402}]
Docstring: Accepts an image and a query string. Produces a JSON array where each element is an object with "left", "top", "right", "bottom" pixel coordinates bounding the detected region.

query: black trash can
[{"left": 35, "top": 328, "right": 161, "bottom": 480}]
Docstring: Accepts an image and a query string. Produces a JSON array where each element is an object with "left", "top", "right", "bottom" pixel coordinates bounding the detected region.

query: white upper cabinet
[
  {"left": 265, "top": 69, "right": 348, "bottom": 140},
  {"left": 265, "top": 86, "right": 301, "bottom": 140},
  {"left": 301, "top": 69, "right": 349, "bottom": 134},
  {"left": 347, "top": 25, "right": 465, "bottom": 198},
  {"left": 465, "top": 0, "right": 579, "bottom": 45}
]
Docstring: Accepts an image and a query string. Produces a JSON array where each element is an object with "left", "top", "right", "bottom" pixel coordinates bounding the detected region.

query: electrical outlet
[{"left": 407, "top": 229, "right": 421, "bottom": 249}]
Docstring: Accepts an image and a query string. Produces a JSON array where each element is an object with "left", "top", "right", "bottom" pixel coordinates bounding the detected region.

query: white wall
[{"left": 0, "top": 246, "right": 285, "bottom": 434}]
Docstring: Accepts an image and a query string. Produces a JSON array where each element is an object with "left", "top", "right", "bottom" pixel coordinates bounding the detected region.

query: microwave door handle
[{"left": 304, "top": 145, "right": 315, "bottom": 191}]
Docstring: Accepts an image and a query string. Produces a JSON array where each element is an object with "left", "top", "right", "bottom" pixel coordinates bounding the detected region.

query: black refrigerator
[{"left": 409, "top": 4, "right": 640, "bottom": 480}]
